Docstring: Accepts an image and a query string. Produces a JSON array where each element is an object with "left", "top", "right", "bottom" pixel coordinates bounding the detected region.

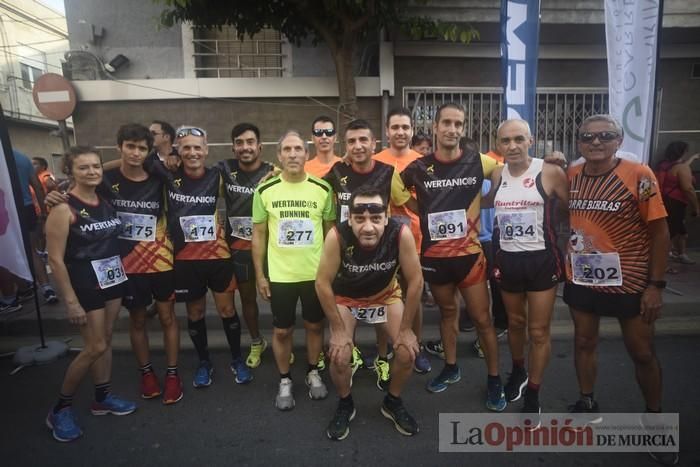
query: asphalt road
[{"left": 1, "top": 334, "right": 698, "bottom": 466}]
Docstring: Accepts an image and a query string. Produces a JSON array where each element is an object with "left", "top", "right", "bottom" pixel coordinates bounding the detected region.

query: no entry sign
[{"left": 32, "top": 73, "right": 77, "bottom": 121}]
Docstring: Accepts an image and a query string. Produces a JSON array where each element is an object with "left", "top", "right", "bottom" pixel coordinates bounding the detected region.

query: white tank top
[{"left": 494, "top": 158, "right": 548, "bottom": 252}]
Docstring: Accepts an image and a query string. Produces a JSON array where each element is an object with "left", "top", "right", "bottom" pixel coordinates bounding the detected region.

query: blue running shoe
[
  {"left": 414, "top": 347, "right": 432, "bottom": 374},
  {"left": 426, "top": 365, "right": 461, "bottom": 393},
  {"left": 90, "top": 394, "right": 137, "bottom": 416},
  {"left": 230, "top": 358, "right": 253, "bottom": 384},
  {"left": 486, "top": 378, "right": 507, "bottom": 412},
  {"left": 193, "top": 361, "right": 213, "bottom": 388},
  {"left": 46, "top": 408, "right": 82, "bottom": 442}
]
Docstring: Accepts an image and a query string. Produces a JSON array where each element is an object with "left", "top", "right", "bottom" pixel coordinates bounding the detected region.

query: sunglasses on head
[
  {"left": 312, "top": 128, "right": 336, "bottom": 138},
  {"left": 349, "top": 203, "right": 386, "bottom": 215},
  {"left": 177, "top": 127, "right": 206, "bottom": 139},
  {"left": 578, "top": 131, "right": 619, "bottom": 143}
]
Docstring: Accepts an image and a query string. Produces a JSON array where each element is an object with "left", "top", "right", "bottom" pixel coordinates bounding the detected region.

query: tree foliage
[{"left": 157, "top": 0, "right": 478, "bottom": 120}]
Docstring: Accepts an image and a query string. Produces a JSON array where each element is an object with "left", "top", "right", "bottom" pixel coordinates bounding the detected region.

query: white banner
[
  {"left": 0, "top": 145, "right": 32, "bottom": 282},
  {"left": 605, "top": 0, "right": 661, "bottom": 164}
]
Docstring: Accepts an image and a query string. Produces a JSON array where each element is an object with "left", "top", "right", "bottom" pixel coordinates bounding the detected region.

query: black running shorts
[
  {"left": 73, "top": 283, "right": 125, "bottom": 313},
  {"left": 174, "top": 259, "right": 236, "bottom": 302},
  {"left": 123, "top": 270, "right": 175, "bottom": 310},
  {"left": 493, "top": 249, "right": 563, "bottom": 293},
  {"left": 420, "top": 252, "right": 487, "bottom": 288},
  {"left": 269, "top": 281, "right": 324, "bottom": 328},
  {"left": 563, "top": 282, "right": 642, "bottom": 319},
  {"left": 231, "top": 249, "right": 255, "bottom": 284}
]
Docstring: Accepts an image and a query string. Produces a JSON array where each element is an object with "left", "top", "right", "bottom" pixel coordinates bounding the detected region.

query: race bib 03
[{"left": 90, "top": 255, "right": 127, "bottom": 289}]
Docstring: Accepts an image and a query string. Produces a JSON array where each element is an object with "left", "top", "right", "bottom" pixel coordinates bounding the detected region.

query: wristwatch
[{"left": 647, "top": 280, "right": 667, "bottom": 289}]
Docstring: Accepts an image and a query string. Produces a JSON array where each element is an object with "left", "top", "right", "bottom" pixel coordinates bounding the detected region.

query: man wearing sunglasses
[
  {"left": 564, "top": 116, "right": 671, "bottom": 460},
  {"left": 148, "top": 120, "right": 178, "bottom": 166},
  {"left": 252, "top": 130, "right": 336, "bottom": 411},
  {"left": 401, "top": 103, "right": 507, "bottom": 412},
  {"left": 146, "top": 126, "right": 252, "bottom": 388},
  {"left": 324, "top": 118, "right": 412, "bottom": 392},
  {"left": 305, "top": 116, "right": 342, "bottom": 178},
  {"left": 373, "top": 107, "right": 432, "bottom": 375},
  {"left": 316, "top": 188, "right": 422, "bottom": 440},
  {"left": 218, "top": 123, "right": 275, "bottom": 370}
]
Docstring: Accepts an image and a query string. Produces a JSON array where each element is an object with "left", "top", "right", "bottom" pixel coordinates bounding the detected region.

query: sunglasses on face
[
  {"left": 176, "top": 127, "right": 206, "bottom": 139},
  {"left": 312, "top": 128, "right": 336, "bottom": 138},
  {"left": 349, "top": 203, "right": 386, "bottom": 215},
  {"left": 578, "top": 131, "right": 619, "bottom": 143}
]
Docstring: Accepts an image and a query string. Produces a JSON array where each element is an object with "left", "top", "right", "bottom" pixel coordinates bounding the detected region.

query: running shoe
[
  {"left": 374, "top": 357, "right": 390, "bottom": 391},
  {"left": 0, "top": 300, "right": 22, "bottom": 315},
  {"left": 317, "top": 351, "right": 326, "bottom": 372},
  {"left": 246, "top": 337, "right": 268, "bottom": 368},
  {"left": 15, "top": 287, "right": 34, "bottom": 303},
  {"left": 414, "top": 346, "right": 432, "bottom": 374},
  {"left": 473, "top": 339, "right": 484, "bottom": 359},
  {"left": 521, "top": 388, "right": 541, "bottom": 429},
  {"left": 275, "top": 378, "right": 295, "bottom": 411},
  {"left": 162, "top": 374, "right": 183, "bottom": 405},
  {"left": 678, "top": 254, "right": 696, "bottom": 265},
  {"left": 426, "top": 365, "right": 461, "bottom": 393},
  {"left": 486, "top": 378, "right": 507, "bottom": 412},
  {"left": 90, "top": 394, "right": 137, "bottom": 416},
  {"left": 495, "top": 327, "right": 508, "bottom": 339},
  {"left": 326, "top": 402, "right": 356, "bottom": 441},
  {"left": 381, "top": 397, "right": 419, "bottom": 436},
  {"left": 641, "top": 412, "right": 679, "bottom": 466},
  {"left": 459, "top": 314, "right": 475, "bottom": 332},
  {"left": 289, "top": 352, "right": 295, "bottom": 365},
  {"left": 504, "top": 367, "right": 528, "bottom": 402},
  {"left": 305, "top": 369, "right": 328, "bottom": 400},
  {"left": 43, "top": 287, "right": 59, "bottom": 305},
  {"left": 140, "top": 372, "right": 161, "bottom": 399},
  {"left": 568, "top": 398, "right": 603, "bottom": 425},
  {"left": 424, "top": 340, "right": 445, "bottom": 360},
  {"left": 230, "top": 358, "right": 253, "bottom": 384},
  {"left": 350, "top": 346, "right": 363, "bottom": 378},
  {"left": 193, "top": 361, "right": 213, "bottom": 388},
  {"left": 46, "top": 408, "right": 82, "bottom": 442}
]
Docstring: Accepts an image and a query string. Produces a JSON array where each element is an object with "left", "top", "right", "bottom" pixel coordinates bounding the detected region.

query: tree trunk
[{"left": 330, "top": 43, "right": 359, "bottom": 126}]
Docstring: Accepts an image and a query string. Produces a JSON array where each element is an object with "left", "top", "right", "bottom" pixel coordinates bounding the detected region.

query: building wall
[
  {"left": 7, "top": 122, "right": 70, "bottom": 173},
  {"left": 65, "top": 0, "right": 184, "bottom": 79},
  {"left": 0, "top": 0, "right": 71, "bottom": 157},
  {"left": 71, "top": 97, "right": 382, "bottom": 163}
]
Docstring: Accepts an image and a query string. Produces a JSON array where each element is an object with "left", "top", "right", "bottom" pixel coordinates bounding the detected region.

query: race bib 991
[{"left": 428, "top": 209, "right": 467, "bottom": 241}]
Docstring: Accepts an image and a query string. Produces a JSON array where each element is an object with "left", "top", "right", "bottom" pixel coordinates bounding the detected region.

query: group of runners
[{"left": 41, "top": 104, "right": 672, "bottom": 465}]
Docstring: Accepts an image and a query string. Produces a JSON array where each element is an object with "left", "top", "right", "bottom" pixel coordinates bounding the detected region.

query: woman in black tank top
[{"left": 44, "top": 147, "right": 135, "bottom": 443}]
